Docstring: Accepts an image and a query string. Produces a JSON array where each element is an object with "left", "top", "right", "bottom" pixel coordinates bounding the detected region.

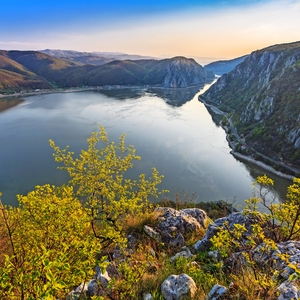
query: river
[{"left": 0, "top": 84, "right": 292, "bottom": 207}]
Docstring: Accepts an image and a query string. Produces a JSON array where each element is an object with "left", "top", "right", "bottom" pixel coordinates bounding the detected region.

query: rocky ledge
[{"left": 67, "top": 207, "right": 300, "bottom": 300}]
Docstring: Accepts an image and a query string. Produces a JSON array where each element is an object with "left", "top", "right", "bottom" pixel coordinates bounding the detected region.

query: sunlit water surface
[{"left": 0, "top": 84, "right": 291, "bottom": 207}]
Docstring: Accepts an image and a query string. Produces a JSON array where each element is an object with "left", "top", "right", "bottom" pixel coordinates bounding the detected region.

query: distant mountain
[
  {"left": 56, "top": 56, "right": 215, "bottom": 88},
  {"left": 201, "top": 41, "right": 300, "bottom": 169},
  {"left": 0, "top": 51, "right": 214, "bottom": 93},
  {"left": 0, "top": 51, "right": 53, "bottom": 92},
  {"left": 40, "top": 49, "right": 157, "bottom": 66},
  {"left": 204, "top": 55, "right": 248, "bottom": 75}
]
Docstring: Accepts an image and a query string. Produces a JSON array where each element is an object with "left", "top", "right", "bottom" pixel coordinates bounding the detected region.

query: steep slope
[
  {"left": 204, "top": 55, "right": 248, "bottom": 75},
  {"left": 201, "top": 41, "right": 300, "bottom": 168},
  {"left": 7, "top": 51, "right": 80, "bottom": 83},
  {"left": 0, "top": 51, "right": 52, "bottom": 92}
]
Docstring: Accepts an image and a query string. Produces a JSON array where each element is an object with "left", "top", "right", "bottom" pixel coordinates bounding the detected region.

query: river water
[{"left": 0, "top": 84, "right": 291, "bottom": 207}]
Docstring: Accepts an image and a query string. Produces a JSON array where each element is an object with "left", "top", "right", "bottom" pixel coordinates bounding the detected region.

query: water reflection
[
  {"left": 96, "top": 86, "right": 201, "bottom": 107},
  {"left": 147, "top": 86, "right": 201, "bottom": 107},
  {"left": 0, "top": 98, "right": 24, "bottom": 113},
  {"left": 96, "top": 88, "right": 146, "bottom": 100}
]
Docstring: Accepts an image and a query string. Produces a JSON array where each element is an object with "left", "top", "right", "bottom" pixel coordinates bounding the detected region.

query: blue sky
[{"left": 1, "top": 0, "right": 300, "bottom": 63}]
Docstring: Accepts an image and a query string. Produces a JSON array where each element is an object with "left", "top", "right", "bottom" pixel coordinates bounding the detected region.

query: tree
[
  {"left": 0, "top": 185, "right": 99, "bottom": 299},
  {"left": 50, "top": 125, "right": 165, "bottom": 249},
  {"left": 0, "top": 125, "right": 165, "bottom": 299}
]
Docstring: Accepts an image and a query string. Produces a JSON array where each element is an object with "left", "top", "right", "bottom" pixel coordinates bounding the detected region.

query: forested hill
[
  {"left": 201, "top": 41, "right": 300, "bottom": 169},
  {"left": 0, "top": 50, "right": 215, "bottom": 93}
]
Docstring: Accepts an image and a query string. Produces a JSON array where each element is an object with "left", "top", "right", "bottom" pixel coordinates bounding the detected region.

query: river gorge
[{"left": 0, "top": 83, "right": 292, "bottom": 207}]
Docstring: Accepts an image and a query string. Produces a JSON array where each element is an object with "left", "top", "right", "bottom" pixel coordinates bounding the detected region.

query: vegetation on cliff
[{"left": 201, "top": 41, "right": 300, "bottom": 169}]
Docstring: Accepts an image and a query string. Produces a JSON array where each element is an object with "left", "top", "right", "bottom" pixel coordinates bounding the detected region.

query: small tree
[
  {"left": 49, "top": 125, "right": 165, "bottom": 249},
  {"left": 0, "top": 185, "right": 99, "bottom": 299}
]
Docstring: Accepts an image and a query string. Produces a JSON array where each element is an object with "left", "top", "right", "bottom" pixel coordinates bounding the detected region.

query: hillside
[
  {"left": 201, "top": 41, "right": 300, "bottom": 169},
  {"left": 0, "top": 51, "right": 53, "bottom": 92},
  {"left": 204, "top": 54, "right": 248, "bottom": 75},
  {"left": 0, "top": 51, "right": 215, "bottom": 93}
]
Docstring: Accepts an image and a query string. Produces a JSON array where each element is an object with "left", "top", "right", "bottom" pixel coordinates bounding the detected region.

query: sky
[{"left": 1, "top": 0, "right": 300, "bottom": 63}]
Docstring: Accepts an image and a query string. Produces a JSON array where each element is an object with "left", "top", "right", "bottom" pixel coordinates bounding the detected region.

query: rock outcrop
[
  {"left": 144, "top": 207, "right": 208, "bottom": 248},
  {"left": 162, "top": 57, "right": 215, "bottom": 88}
]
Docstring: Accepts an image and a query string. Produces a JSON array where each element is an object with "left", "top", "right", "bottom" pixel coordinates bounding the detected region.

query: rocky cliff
[
  {"left": 161, "top": 56, "right": 215, "bottom": 88},
  {"left": 201, "top": 41, "right": 300, "bottom": 169}
]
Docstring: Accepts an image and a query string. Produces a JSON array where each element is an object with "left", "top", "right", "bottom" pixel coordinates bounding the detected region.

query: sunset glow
[{"left": 1, "top": 0, "right": 300, "bottom": 63}]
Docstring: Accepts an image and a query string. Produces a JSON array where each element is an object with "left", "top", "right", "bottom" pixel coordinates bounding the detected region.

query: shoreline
[
  {"left": 199, "top": 96, "right": 297, "bottom": 181},
  {"left": 231, "top": 151, "right": 294, "bottom": 180},
  {"left": 0, "top": 84, "right": 209, "bottom": 100}
]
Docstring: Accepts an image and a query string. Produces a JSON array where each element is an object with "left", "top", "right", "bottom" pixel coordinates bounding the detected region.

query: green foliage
[
  {"left": 0, "top": 185, "right": 100, "bottom": 299},
  {"left": 210, "top": 175, "right": 300, "bottom": 298},
  {"left": 50, "top": 125, "right": 164, "bottom": 249},
  {"left": 0, "top": 126, "right": 165, "bottom": 299}
]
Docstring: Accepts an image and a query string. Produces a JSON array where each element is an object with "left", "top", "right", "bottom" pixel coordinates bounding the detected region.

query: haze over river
[{"left": 0, "top": 83, "right": 291, "bottom": 207}]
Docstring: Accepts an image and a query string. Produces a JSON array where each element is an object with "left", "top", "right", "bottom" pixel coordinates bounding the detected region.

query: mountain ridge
[
  {"left": 201, "top": 41, "right": 300, "bottom": 170},
  {"left": 0, "top": 51, "right": 215, "bottom": 93}
]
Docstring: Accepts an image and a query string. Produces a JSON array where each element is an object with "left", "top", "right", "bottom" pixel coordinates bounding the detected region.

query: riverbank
[
  {"left": 0, "top": 84, "right": 207, "bottom": 100},
  {"left": 199, "top": 95, "right": 298, "bottom": 181}
]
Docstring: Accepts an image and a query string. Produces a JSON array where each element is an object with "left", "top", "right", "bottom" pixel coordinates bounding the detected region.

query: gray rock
[
  {"left": 87, "top": 267, "right": 111, "bottom": 297},
  {"left": 206, "top": 284, "right": 228, "bottom": 300},
  {"left": 161, "top": 273, "right": 197, "bottom": 300},
  {"left": 66, "top": 282, "right": 88, "bottom": 300},
  {"left": 154, "top": 207, "right": 207, "bottom": 248},
  {"left": 143, "top": 293, "right": 154, "bottom": 300},
  {"left": 171, "top": 246, "right": 193, "bottom": 262},
  {"left": 94, "top": 266, "right": 111, "bottom": 288},
  {"left": 87, "top": 279, "right": 102, "bottom": 297},
  {"left": 144, "top": 225, "right": 162, "bottom": 242},
  {"left": 277, "top": 280, "right": 300, "bottom": 300},
  {"left": 180, "top": 208, "right": 208, "bottom": 228},
  {"left": 194, "top": 212, "right": 259, "bottom": 251}
]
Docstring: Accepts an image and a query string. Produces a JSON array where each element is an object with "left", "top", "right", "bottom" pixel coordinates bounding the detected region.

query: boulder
[
  {"left": 161, "top": 273, "right": 197, "bottom": 300},
  {"left": 206, "top": 284, "right": 228, "bottom": 300},
  {"left": 153, "top": 207, "right": 207, "bottom": 248}
]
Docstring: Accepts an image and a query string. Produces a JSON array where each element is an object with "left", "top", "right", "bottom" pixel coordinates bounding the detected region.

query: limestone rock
[
  {"left": 206, "top": 284, "right": 228, "bottom": 300},
  {"left": 95, "top": 266, "right": 111, "bottom": 288},
  {"left": 171, "top": 246, "right": 193, "bottom": 262},
  {"left": 144, "top": 225, "right": 162, "bottom": 242},
  {"left": 87, "top": 267, "right": 111, "bottom": 297},
  {"left": 66, "top": 282, "right": 88, "bottom": 299},
  {"left": 194, "top": 212, "right": 259, "bottom": 252},
  {"left": 87, "top": 279, "right": 103, "bottom": 297},
  {"left": 154, "top": 207, "right": 207, "bottom": 248},
  {"left": 161, "top": 273, "right": 197, "bottom": 300},
  {"left": 143, "top": 293, "right": 154, "bottom": 300},
  {"left": 277, "top": 280, "right": 300, "bottom": 300}
]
